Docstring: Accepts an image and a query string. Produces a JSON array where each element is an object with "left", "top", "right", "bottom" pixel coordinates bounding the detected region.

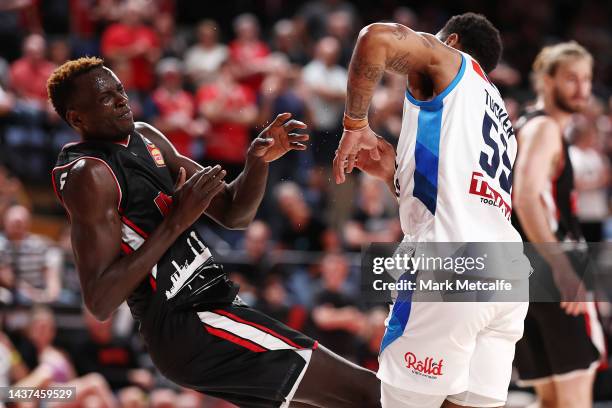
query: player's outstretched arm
[
  {"left": 334, "top": 23, "right": 461, "bottom": 183},
  {"left": 136, "top": 116, "right": 308, "bottom": 230},
  {"left": 63, "top": 158, "right": 225, "bottom": 320}
]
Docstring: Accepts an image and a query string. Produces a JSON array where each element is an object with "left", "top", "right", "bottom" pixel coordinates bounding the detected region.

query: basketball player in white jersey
[{"left": 333, "top": 13, "right": 529, "bottom": 407}]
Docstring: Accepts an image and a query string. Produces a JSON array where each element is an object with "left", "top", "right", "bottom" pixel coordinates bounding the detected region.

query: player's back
[{"left": 394, "top": 51, "right": 521, "bottom": 243}]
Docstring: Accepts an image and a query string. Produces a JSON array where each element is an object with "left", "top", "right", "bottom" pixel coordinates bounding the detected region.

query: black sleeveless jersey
[
  {"left": 511, "top": 109, "right": 583, "bottom": 242},
  {"left": 52, "top": 130, "right": 238, "bottom": 325}
]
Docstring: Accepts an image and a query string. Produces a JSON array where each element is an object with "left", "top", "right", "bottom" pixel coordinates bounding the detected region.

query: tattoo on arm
[
  {"left": 346, "top": 90, "right": 369, "bottom": 119},
  {"left": 351, "top": 57, "right": 384, "bottom": 82},
  {"left": 387, "top": 52, "right": 412, "bottom": 75},
  {"left": 392, "top": 25, "right": 408, "bottom": 41}
]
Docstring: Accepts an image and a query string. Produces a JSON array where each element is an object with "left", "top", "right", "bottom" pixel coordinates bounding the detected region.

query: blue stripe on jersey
[
  {"left": 406, "top": 53, "right": 466, "bottom": 214},
  {"left": 413, "top": 109, "right": 443, "bottom": 214},
  {"left": 380, "top": 272, "right": 415, "bottom": 353}
]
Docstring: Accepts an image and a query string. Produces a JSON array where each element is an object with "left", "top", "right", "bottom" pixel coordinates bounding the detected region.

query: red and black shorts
[{"left": 142, "top": 302, "right": 318, "bottom": 408}]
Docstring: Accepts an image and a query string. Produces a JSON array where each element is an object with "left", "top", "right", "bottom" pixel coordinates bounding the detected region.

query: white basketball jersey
[{"left": 394, "top": 52, "right": 521, "bottom": 243}]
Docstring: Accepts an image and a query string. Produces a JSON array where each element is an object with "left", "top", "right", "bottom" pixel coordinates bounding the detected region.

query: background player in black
[
  {"left": 512, "top": 42, "right": 604, "bottom": 408},
  {"left": 47, "top": 57, "right": 380, "bottom": 408}
]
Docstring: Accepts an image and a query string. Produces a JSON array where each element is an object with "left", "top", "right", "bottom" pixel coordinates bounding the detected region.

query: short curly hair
[
  {"left": 438, "top": 13, "right": 502, "bottom": 74},
  {"left": 47, "top": 57, "right": 105, "bottom": 122}
]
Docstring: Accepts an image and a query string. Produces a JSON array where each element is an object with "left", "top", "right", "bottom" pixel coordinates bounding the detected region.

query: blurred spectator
[
  {"left": 9, "top": 34, "right": 55, "bottom": 106},
  {"left": 344, "top": 175, "right": 402, "bottom": 251},
  {"left": 392, "top": 7, "right": 418, "bottom": 31},
  {"left": 311, "top": 252, "right": 364, "bottom": 359},
  {"left": 302, "top": 36, "right": 347, "bottom": 165},
  {"left": 275, "top": 181, "right": 328, "bottom": 252},
  {"left": 69, "top": 309, "right": 153, "bottom": 392},
  {"left": 258, "top": 56, "right": 313, "bottom": 186},
  {"left": 0, "top": 205, "right": 62, "bottom": 305},
  {"left": 19, "top": 306, "right": 119, "bottom": 407},
  {"left": 118, "top": 386, "right": 148, "bottom": 408},
  {"left": 0, "top": 331, "right": 29, "bottom": 386},
  {"left": 151, "top": 58, "right": 205, "bottom": 159},
  {"left": 325, "top": 10, "right": 355, "bottom": 67},
  {"left": 569, "top": 116, "right": 610, "bottom": 242},
  {"left": 229, "top": 13, "right": 271, "bottom": 94},
  {"left": 48, "top": 37, "right": 71, "bottom": 66},
  {"left": 154, "top": 12, "right": 187, "bottom": 59},
  {"left": 369, "top": 75, "right": 404, "bottom": 144},
  {"left": 255, "top": 273, "right": 308, "bottom": 332},
  {"left": 233, "top": 220, "right": 274, "bottom": 286},
  {"left": 196, "top": 60, "right": 257, "bottom": 181},
  {"left": 100, "top": 0, "right": 160, "bottom": 91},
  {"left": 356, "top": 308, "right": 387, "bottom": 372},
  {"left": 184, "top": 20, "right": 228, "bottom": 86},
  {"left": 271, "top": 19, "right": 309, "bottom": 66},
  {"left": 297, "top": 0, "right": 357, "bottom": 42},
  {"left": 56, "top": 225, "right": 81, "bottom": 305},
  {"left": 151, "top": 388, "right": 178, "bottom": 408},
  {"left": 0, "top": 167, "right": 28, "bottom": 224}
]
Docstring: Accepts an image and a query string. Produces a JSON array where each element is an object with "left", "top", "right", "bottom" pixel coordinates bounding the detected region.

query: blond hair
[{"left": 532, "top": 41, "right": 593, "bottom": 93}]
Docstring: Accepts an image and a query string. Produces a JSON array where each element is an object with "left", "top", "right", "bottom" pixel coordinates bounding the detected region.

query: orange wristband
[{"left": 343, "top": 113, "right": 368, "bottom": 131}]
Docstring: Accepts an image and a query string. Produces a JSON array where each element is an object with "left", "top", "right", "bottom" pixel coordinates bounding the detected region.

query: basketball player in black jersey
[
  {"left": 512, "top": 42, "right": 604, "bottom": 408},
  {"left": 47, "top": 58, "right": 380, "bottom": 408}
]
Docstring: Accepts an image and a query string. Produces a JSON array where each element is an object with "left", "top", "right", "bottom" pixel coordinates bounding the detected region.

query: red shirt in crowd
[
  {"left": 101, "top": 23, "right": 159, "bottom": 91},
  {"left": 228, "top": 40, "right": 269, "bottom": 94},
  {"left": 151, "top": 88, "right": 196, "bottom": 158},
  {"left": 196, "top": 83, "right": 255, "bottom": 164},
  {"left": 9, "top": 58, "right": 55, "bottom": 104}
]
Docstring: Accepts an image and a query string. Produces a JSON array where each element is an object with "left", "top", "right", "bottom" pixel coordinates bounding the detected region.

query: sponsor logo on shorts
[{"left": 404, "top": 352, "right": 444, "bottom": 379}]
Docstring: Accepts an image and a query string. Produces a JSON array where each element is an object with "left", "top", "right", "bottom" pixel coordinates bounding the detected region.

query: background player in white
[
  {"left": 512, "top": 42, "right": 605, "bottom": 408},
  {"left": 333, "top": 13, "right": 528, "bottom": 408}
]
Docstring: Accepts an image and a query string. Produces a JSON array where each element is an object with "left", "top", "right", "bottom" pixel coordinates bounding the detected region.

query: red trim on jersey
[
  {"left": 203, "top": 325, "right": 267, "bottom": 352},
  {"left": 149, "top": 275, "right": 157, "bottom": 291},
  {"left": 471, "top": 60, "right": 490, "bottom": 83},
  {"left": 114, "top": 134, "right": 131, "bottom": 147},
  {"left": 51, "top": 156, "right": 123, "bottom": 210},
  {"left": 120, "top": 215, "right": 149, "bottom": 238},
  {"left": 120, "top": 242, "right": 133, "bottom": 254},
  {"left": 212, "top": 309, "right": 303, "bottom": 349}
]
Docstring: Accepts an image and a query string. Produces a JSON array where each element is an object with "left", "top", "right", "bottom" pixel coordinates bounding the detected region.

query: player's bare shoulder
[
  {"left": 62, "top": 158, "right": 119, "bottom": 216},
  {"left": 519, "top": 115, "right": 562, "bottom": 151}
]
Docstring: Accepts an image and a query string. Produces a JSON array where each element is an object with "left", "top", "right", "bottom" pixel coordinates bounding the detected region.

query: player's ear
[
  {"left": 66, "top": 109, "right": 83, "bottom": 131},
  {"left": 445, "top": 33, "right": 460, "bottom": 49}
]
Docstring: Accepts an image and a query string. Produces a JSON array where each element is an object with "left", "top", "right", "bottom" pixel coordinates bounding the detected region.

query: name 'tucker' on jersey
[{"left": 394, "top": 52, "right": 521, "bottom": 243}]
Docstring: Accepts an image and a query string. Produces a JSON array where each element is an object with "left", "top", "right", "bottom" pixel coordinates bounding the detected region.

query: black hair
[{"left": 438, "top": 13, "right": 502, "bottom": 73}]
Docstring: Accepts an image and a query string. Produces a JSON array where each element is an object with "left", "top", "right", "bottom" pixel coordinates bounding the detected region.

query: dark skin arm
[
  {"left": 63, "top": 159, "right": 227, "bottom": 320},
  {"left": 334, "top": 23, "right": 461, "bottom": 183},
  {"left": 65, "top": 114, "right": 307, "bottom": 321},
  {"left": 135, "top": 113, "right": 308, "bottom": 229}
]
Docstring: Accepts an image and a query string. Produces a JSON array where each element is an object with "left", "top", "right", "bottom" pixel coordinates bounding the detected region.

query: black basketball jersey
[
  {"left": 52, "top": 130, "right": 238, "bottom": 323},
  {"left": 512, "top": 109, "right": 583, "bottom": 242}
]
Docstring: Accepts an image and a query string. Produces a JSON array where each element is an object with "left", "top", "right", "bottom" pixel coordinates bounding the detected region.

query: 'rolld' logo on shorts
[{"left": 404, "top": 352, "right": 444, "bottom": 378}]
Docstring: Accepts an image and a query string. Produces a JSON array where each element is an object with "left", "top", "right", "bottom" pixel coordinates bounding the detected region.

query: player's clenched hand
[
  {"left": 249, "top": 112, "right": 310, "bottom": 162},
  {"left": 168, "top": 166, "right": 226, "bottom": 230},
  {"left": 333, "top": 124, "right": 380, "bottom": 184},
  {"left": 354, "top": 136, "right": 396, "bottom": 183}
]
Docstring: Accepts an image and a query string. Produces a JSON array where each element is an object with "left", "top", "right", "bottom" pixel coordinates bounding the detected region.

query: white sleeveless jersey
[{"left": 394, "top": 52, "right": 521, "bottom": 243}]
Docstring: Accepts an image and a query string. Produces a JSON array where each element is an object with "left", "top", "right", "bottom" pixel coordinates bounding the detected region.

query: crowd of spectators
[{"left": 0, "top": 0, "right": 610, "bottom": 406}]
